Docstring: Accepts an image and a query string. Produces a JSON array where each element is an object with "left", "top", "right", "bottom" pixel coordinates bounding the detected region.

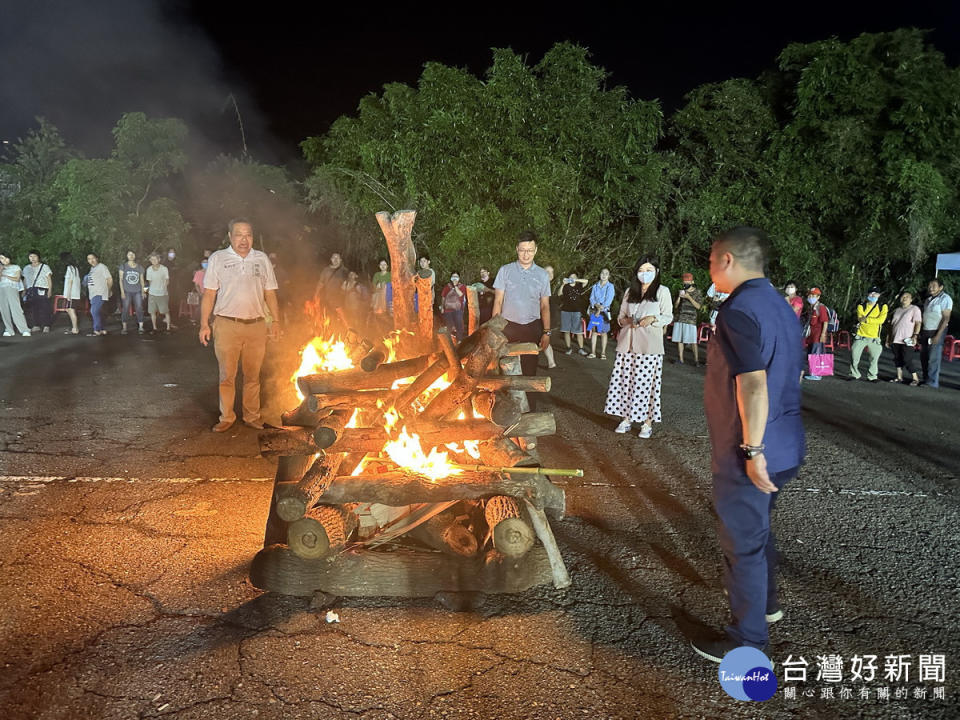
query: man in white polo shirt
[{"left": 199, "top": 218, "right": 280, "bottom": 432}]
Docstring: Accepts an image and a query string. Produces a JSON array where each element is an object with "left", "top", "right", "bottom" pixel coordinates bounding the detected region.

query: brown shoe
[
  {"left": 211, "top": 421, "right": 234, "bottom": 433},
  {"left": 244, "top": 420, "right": 264, "bottom": 430}
]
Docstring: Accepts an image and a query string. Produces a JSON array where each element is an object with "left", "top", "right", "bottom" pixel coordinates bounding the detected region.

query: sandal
[
  {"left": 64, "top": 329, "right": 79, "bottom": 335},
  {"left": 600, "top": 354, "right": 606, "bottom": 360},
  {"left": 888, "top": 378, "right": 901, "bottom": 383},
  {"left": 85, "top": 332, "right": 98, "bottom": 337},
  {"left": 909, "top": 379, "right": 920, "bottom": 387},
  {"left": 587, "top": 353, "right": 596, "bottom": 358}
]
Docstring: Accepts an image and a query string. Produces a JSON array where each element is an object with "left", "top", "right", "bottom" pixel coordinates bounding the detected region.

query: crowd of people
[{"left": 0, "top": 246, "right": 211, "bottom": 337}]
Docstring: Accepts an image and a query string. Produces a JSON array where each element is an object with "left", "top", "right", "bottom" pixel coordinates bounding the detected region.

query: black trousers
[
  {"left": 891, "top": 343, "right": 917, "bottom": 374},
  {"left": 503, "top": 318, "right": 543, "bottom": 411}
]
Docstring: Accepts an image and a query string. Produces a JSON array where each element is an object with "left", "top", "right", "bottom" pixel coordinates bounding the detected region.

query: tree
[{"left": 303, "top": 43, "right": 663, "bottom": 279}]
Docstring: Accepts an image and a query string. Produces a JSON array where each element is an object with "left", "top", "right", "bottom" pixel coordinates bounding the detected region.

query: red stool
[
  {"left": 698, "top": 323, "right": 713, "bottom": 344},
  {"left": 53, "top": 295, "right": 70, "bottom": 314},
  {"left": 944, "top": 336, "right": 959, "bottom": 362},
  {"left": 178, "top": 299, "right": 192, "bottom": 319},
  {"left": 836, "top": 331, "right": 852, "bottom": 349},
  {"left": 823, "top": 333, "right": 835, "bottom": 352}
]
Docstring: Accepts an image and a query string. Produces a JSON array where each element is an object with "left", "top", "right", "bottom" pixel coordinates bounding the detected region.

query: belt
[{"left": 216, "top": 315, "right": 264, "bottom": 324}]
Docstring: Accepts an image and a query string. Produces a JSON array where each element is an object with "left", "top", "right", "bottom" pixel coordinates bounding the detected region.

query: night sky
[{"left": 2, "top": 1, "right": 958, "bottom": 166}]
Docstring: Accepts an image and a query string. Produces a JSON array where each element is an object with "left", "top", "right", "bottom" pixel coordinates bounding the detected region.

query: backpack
[
  {"left": 443, "top": 286, "right": 463, "bottom": 311},
  {"left": 825, "top": 305, "right": 840, "bottom": 333}
]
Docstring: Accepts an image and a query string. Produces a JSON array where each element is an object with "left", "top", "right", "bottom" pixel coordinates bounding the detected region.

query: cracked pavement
[{"left": 0, "top": 325, "right": 957, "bottom": 719}]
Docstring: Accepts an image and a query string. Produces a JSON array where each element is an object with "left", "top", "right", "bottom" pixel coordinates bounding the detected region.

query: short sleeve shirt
[
  {"left": 22, "top": 263, "right": 52, "bottom": 289},
  {"left": 891, "top": 305, "right": 922, "bottom": 344},
  {"left": 493, "top": 262, "right": 550, "bottom": 325},
  {"left": 146, "top": 265, "right": 170, "bottom": 296},
  {"left": 704, "top": 278, "right": 806, "bottom": 477},
  {"left": 676, "top": 287, "right": 703, "bottom": 325},
  {"left": 204, "top": 246, "right": 278, "bottom": 320},
  {"left": 922, "top": 292, "right": 953, "bottom": 331},
  {"left": 119, "top": 263, "right": 145, "bottom": 294}
]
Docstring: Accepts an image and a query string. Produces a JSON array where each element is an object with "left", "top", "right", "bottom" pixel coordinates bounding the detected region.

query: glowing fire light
[
  {"left": 381, "top": 406, "right": 462, "bottom": 481},
  {"left": 292, "top": 337, "right": 355, "bottom": 400}
]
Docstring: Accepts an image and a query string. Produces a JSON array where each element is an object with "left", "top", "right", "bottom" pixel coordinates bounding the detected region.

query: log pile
[{"left": 249, "top": 209, "right": 573, "bottom": 599}]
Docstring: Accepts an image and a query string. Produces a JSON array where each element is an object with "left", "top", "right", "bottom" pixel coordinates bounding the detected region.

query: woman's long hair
[
  {"left": 626, "top": 255, "right": 661, "bottom": 304},
  {"left": 60, "top": 251, "right": 78, "bottom": 273}
]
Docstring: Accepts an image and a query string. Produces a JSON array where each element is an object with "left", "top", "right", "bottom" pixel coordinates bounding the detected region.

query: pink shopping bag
[{"left": 808, "top": 353, "right": 834, "bottom": 377}]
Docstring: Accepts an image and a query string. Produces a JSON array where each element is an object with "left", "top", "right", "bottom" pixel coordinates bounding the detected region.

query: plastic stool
[
  {"left": 944, "top": 336, "right": 959, "bottom": 362},
  {"left": 836, "top": 331, "right": 852, "bottom": 349},
  {"left": 698, "top": 323, "right": 712, "bottom": 344}
]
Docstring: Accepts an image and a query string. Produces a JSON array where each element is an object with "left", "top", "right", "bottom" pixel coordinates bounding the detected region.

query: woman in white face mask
[{"left": 603, "top": 256, "right": 673, "bottom": 439}]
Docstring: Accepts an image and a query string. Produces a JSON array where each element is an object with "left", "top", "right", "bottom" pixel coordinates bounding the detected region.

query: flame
[
  {"left": 444, "top": 440, "right": 482, "bottom": 460},
  {"left": 292, "top": 336, "right": 355, "bottom": 401},
  {"left": 381, "top": 405, "right": 461, "bottom": 480}
]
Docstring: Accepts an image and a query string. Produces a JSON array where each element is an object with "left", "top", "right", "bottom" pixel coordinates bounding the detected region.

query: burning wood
[{"left": 249, "top": 209, "right": 576, "bottom": 599}]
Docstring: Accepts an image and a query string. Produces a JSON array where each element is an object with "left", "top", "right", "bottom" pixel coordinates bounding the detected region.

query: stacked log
[{"left": 250, "top": 209, "right": 572, "bottom": 598}]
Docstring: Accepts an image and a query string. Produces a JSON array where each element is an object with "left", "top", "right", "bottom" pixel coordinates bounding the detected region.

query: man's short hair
[
  {"left": 713, "top": 226, "right": 769, "bottom": 273},
  {"left": 929, "top": 277, "right": 944, "bottom": 288},
  {"left": 517, "top": 230, "right": 538, "bottom": 246},
  {"left": 228, "top": 217, "right": 252, "bottom": 233}
]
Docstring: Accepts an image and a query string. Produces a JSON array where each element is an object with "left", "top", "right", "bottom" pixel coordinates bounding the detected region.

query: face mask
[
  {"left": 451, "top": 277, "right": 459, "bottom": 284},
  {"left": 867, "top": 295, "right": 879, "bottom": 303},
  {"left": 201, "top": 261, "right": 208, "bottom": 269},
  {"left": 167, "top": 252, "right": 175, "bottom": 260},
  {"left": 785, "top": 287, "right": 796, "bottom": 296},
  {"left": 683, "top": 283, "right": 693, "bottom": 289},
  {"left": 807, "top": 296, "right": 817, "bottom": 305},
  {"left": 637, "top": 270, "right": 655, "bottom": 284}
]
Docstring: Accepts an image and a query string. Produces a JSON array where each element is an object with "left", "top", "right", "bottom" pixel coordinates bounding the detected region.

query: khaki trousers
[
  {"left": 213, "top": 317, "right": 267, "bottom": 424},
  {"left": 850, "top": 336, "right": 882, "bottom": 380}
]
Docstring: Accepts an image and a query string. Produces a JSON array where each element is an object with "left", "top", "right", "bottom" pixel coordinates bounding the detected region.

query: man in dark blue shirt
[{"left": 693, "top": 227, "right": 806, "bottom": 663}]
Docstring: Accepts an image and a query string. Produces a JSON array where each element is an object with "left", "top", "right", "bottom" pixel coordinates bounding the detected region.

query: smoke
[{"left": 0, "top": 0, "right": 270, "bottom": 160}]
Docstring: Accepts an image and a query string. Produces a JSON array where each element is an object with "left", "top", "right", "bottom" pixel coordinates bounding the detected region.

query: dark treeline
[{"left": 2, "top": 28, "right": 958, "bottom": 321}]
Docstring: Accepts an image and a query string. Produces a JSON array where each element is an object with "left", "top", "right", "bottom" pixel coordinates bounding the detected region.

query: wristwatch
[
  {"left": 739, "top": 443, "right": 765, "bottom": 460},
  {"left": 543, "top": 330, "right": 552, "bottom": 336}
]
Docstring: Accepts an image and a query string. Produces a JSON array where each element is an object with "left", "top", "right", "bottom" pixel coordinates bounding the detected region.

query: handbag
[{"left": 808, "top": 353, "right": 834, "bottom": 377}]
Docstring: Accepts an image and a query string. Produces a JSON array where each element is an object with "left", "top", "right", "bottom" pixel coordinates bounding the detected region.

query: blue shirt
[
  {"left": 589, "top": 281, "right": 615, "bottom": 310},
  {"left": 704, "top": 278, "right": 806, "bottom": 477},
  {"left": 493, "top": 262, "right": 551, "bottom": 325}
]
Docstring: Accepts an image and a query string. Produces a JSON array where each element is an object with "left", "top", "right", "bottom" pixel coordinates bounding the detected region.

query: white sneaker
[
  {"left": 615, "top": 418, "right": 632, "bottom": 434},
  {"left": 21, "top": 331, "right": 31, "bottom": 337},
  {"left": 638, "top": 424, "right": 652, "bottom": 439},
  {"left": 2, "top": 331, "right": 13, "bottom": 337}
]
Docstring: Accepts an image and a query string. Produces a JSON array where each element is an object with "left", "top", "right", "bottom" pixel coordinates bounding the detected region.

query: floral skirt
[{"left": 603, "top": 352, "right": 663, "bottom": 424}]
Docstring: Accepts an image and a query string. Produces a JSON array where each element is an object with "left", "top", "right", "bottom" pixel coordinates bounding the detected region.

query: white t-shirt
[
  {"left": 204, "top": 246, "right": 278, "bottom": 320},
  {"left": 22, "top": 263, "right": 52, "bottom": 289},
  {"left": 922, "top": 292, "right": 953, "bottom": 331},
  {"left": 0, "top": 264, "right": 22, "bottom": 288},
  {"left": 146, "top": 265, "right": 170, "bottom": 297},
  {"left": 63, "top": 266, "right": 81, "bottom": 300},
  {"left": 87, "top": 263, "right": 112, "bottom": 299}
]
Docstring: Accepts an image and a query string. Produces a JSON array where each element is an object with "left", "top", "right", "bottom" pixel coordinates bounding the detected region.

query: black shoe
[{"left": 691, "top": 636, "right": 769, "bottom": 664}]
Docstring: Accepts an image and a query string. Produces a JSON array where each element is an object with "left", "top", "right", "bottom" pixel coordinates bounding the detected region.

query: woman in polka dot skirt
[{"left": 604, "top": 256, "right": 673, "bottom": 438}]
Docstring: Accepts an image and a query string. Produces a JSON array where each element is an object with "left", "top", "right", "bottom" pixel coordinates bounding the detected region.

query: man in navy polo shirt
[{"left": 693, "top": 227, "right": 806, "bottom": 663}]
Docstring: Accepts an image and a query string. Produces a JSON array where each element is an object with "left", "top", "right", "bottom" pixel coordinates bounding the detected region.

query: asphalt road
[{"left": 0, "top": 315, "right": 957, "bottom": 719}]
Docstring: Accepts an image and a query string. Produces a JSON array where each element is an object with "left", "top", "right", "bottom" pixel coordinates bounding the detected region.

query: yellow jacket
[{"left": 856, "top": 302, "right": 888, "bottom": 339}]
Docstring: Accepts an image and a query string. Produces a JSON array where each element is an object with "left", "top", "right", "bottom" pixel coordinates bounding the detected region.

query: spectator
[
  {"left": 0, "top": 252, "right": 31, "bottom": 336},
  {"left": 314, "top": 252, "right": 348, "bottom": 316},
  {"left": 198, "top": 218, "right": 280, "bottom": 432},
  {"left": 849, "top": 286, "right": 888, "bottom": 382},
  {"left": 60, "top": 252, "right": 81, "bottom": 335},
  {"left": 541, "top": 265, "right": 558, "bottom": 369},
  {"left": 706, "top": 282, "right": 730, "bottom": 330},
  {"left": 586, "top": 268, "right": 615, "bottom": 359},
  {"left": 919, "top": 278, "right": 953, "bottom": 389},
  {"left": 604, "top": 256, "right": 673, "bottom": 439},
  {"left": 145, "top": 253, "right": 172, "bottom": 333},
  {"left": 471, "top": 267, "right": 496, "bottom": 326},
  {"left": 801, "top": 288, "right": 830, "bottom": 381},
  {"left": 672, "top": 272, "right": 703, "bottom": 366},
  {"left": 783, "top": 280, "right": 802, "bottom": 318},
  {"left": 887, "top": 291, "right": 922, "bottom": 386},
  {"left": 341, "top": 271, "right": 368, "bottom": 332},
  {"left": 491, "top": 230, "right": 552, "bottom": 384},
  {"left": 559, "top": 272, "right": 590, "bottom": 355},
  {"left": 371, "top": 259, "right": 391, "bottom": 316},
  {"left": 118, "top": 250, "right": 146, "bottom": 335},
  {"left": 85, "top": 252, "right": 113, "bottom": 336},
  {"left": 440, "top": 271, "right": 468, "bottom": 340},
  {"left": 418, "top": 256, "right": 436, "bottom": 301},
  {"left": 189, "top": 257, "right": 208, "bottom": 324},
  {"left": 22, "top": 251, "right": 54, "bottom": 333}
]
